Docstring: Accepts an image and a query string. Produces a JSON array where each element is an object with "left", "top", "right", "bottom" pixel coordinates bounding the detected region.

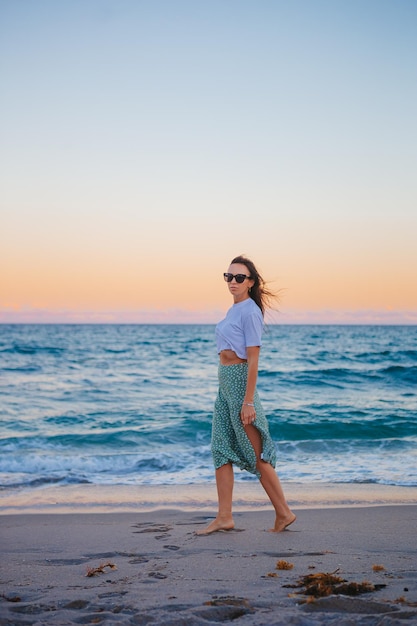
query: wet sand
[
  {"left": 1, "top": 481, "right": 417, "bottom": 514},
  {"left": 1, "top": 503, "right": 416, "bottom": 625}
]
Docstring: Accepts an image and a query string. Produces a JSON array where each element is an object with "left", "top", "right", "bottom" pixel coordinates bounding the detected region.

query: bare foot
[
  {"left": 195, "top": 517, "right": 235, "bottom": 535},
  {"left": 268, "top": 513, "right": 297, "bottom": 533}
]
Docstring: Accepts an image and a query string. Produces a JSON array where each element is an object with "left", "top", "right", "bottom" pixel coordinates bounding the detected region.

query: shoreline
[
  {"left": 1, "top": 505, "right": 416, "bottom": 625},
  {"left": 1, "top": 481, "right": 416, "bottom": 515}
]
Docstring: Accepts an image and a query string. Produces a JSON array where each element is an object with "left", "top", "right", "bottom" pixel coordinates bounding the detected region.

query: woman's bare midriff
[{"left": 219, "top": 349, "right": 247, "bottom": 365}]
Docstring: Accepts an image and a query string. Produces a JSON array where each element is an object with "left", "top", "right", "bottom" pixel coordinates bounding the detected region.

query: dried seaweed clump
[
  {"left": 286, "top": 569, "right": 385, "bottom": 599},
  {"left": 394, "top": 597, "right": 417, "bottom": 607},
  {"left": 276, "top": 560, "right": 294, "bottom": 570},
  {"left": 86, "top": 562, "right": 117, "bottom": 577},
  {"left": 372, "top": 564, "right": 386, "bottom": 572}
]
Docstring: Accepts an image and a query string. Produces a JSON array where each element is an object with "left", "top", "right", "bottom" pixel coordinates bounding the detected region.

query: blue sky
[{"left": 1, "top": 0, "right": 416, "bottom": 323}]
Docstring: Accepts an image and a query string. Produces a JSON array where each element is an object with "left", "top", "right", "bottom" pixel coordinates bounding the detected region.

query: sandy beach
[{"left": 1, "top": 494, "right": 416, "bottom": 625}]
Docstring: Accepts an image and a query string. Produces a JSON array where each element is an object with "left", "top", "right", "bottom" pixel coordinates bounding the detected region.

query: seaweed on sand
[
  {"left": 285, "top": 568, "right": 386, "bottom": 600},
  {"left": 86, "top": 562, "right": 117, "bottom": 577}
]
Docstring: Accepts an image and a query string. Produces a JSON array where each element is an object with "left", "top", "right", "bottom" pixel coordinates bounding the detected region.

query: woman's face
[{"left": 225, "top": 263, "right": 255, "bottom": 302}]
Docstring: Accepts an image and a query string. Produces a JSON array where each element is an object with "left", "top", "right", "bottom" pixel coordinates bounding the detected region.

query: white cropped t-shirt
[{"left": 215, "top": 298, "right": 263, "bottom": 359}]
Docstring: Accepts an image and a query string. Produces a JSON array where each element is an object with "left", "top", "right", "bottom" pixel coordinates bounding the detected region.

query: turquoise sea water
[{"left": 0, "top": 324, "right": 416, "bottom": 493}]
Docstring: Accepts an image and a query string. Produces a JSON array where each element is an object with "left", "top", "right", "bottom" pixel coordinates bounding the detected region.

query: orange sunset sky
[{"left": 1, "top": 1, "right": 416, "bottom": 324}]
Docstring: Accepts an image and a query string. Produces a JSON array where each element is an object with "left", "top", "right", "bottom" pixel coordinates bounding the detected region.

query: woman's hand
[{"left": 240, "top": 403, "right": 256, "bottom": 427}]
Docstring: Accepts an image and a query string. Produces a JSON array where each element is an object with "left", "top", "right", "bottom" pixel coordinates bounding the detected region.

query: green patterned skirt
[{"left": 211, "top": 363, "right": 277, "bottom": 477}]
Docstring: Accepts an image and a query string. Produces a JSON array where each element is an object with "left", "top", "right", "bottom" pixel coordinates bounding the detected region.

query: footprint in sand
[
  {"left": 128, "top": 556, "right": 149, "bottom": 564},
  {"left": 131, "top": 523, "right": 173, "bottom": 534},
  {"left": 148, "top": 571, "right": 167, "bottom": 579}
]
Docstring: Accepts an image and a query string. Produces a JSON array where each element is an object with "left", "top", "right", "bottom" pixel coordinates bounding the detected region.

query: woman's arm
[{"left": 240, "top": 346, "right": 260, "bottom": 426}]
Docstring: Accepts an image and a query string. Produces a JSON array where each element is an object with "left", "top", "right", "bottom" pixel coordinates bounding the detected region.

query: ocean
[{"left": 0, "top": 324, "right": 416, "bottom": 499}]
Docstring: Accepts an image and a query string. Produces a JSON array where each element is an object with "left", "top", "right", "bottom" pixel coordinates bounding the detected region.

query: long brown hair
[{"left": 230, "top": 255, "right": 277, "bottom": 317}]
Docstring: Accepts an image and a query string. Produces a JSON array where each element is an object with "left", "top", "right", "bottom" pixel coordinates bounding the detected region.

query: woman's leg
[
  {"left": 196, "top": 463, "right": 235, "bottom": 535},
  {"left": 245, "top": 425, "right": 296, "bottom": 532}
]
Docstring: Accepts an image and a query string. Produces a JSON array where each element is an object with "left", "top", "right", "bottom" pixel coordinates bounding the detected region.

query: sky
[{"left": 1, "top": 0, "right": 416, "bottom": 324}]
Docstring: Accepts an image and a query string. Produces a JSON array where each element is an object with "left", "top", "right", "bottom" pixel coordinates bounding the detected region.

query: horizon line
[
  {"left": 1, "top": 307, "right": 416, "bottom": 326},
  {"left": 1, "top": 321, "right": 416, "bottom": 326}
]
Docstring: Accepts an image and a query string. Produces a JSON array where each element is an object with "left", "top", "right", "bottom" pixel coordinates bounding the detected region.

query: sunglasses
[{"left": 223, "top": 273, "right": 251, "bottom": 284}]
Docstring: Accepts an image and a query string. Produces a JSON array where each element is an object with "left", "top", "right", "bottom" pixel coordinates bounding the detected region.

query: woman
[{"left": 197, "top": 255, "right": 296, "bottom": 535}]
